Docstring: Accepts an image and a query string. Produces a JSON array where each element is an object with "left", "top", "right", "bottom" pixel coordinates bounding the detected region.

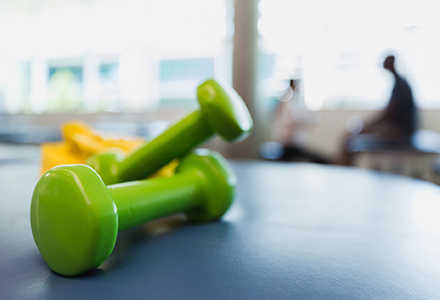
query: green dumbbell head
[
  {"left": 176, "top": 149, "right": 236, "bottom": 222},
  {"left": 30, "top": 165, "right": 118, "bottom": 276},
  {"left": 31, "top": 150, "right": 235, "bottom": 276},
  {"left": 87, "top": 150, "right": 125, "bottom": 186},
  {"left": 197, "top": 79, "right": 253, "bottom": 142},
  {"left": 86, "top": 78, "right": 252, "bottom": 185}
]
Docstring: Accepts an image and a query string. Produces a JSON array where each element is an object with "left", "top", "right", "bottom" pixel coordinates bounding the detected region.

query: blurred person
[
  {"left": 271, "top": 79, "right": 307, "bottom": 145},
  {"left": 339, "top": 55, "right": 418, "bottom": 165},
  {"left": 268, "top": 79, "right": 328, "bottom": 163}
]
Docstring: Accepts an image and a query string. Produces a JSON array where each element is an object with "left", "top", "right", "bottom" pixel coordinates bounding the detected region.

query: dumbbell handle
[
  {"left": 108, "top": 171, "right": 203, "bottom": 231},
  {"left": 117, "top": 110, "right": 213, "bottom": 183}
]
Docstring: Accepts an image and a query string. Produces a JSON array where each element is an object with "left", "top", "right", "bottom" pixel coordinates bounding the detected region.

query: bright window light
[
  {"left": 258, "top": 0, "right": 440, "bottom": 110},
  {"left": 0, "top": 0, "right": 232, "bottom": 114}
]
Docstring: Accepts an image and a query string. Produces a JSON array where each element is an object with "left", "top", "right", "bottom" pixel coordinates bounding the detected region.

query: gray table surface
[{"left": 2, "top": 144, "right": 440, "bottom": 299}]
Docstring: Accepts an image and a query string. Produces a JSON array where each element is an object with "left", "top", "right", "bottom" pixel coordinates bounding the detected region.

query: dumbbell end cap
[
  {"left": 197, "top": 79, "right": 253, "bottom": 143},
  {"left": 86, "top": 149, "right": 125, "bottom": 185},
  {"left": 178, "top": 149, "right": 236, "bottom": 222},
  {"left": 31, "top": 165, "right": 118, "bottom": 276}
]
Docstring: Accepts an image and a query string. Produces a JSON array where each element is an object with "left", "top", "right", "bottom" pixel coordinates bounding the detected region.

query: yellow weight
[{"left": 40, "top": 120, "right": 177, "bottom": 178}]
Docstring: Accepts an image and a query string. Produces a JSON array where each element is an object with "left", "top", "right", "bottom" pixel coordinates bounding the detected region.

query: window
[
  {"left": 258, "top": 0, "right": 440, "bottom": 110},
  {"left": 0, "top": 0, "right": 232, "bottom": 114},
  {"left": 47, "top": 65, "right": 83, "bottom": 113},
  {"left": 98, "top": 62, "right": 122, "bottom": 112},
  {"left": 159, "top": 58, "right": 215, "bottom": 106}
]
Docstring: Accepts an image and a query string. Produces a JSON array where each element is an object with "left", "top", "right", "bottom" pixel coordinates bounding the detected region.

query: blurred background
[{"left": 1, "top": 0, "right": 440, "bottom": 181}]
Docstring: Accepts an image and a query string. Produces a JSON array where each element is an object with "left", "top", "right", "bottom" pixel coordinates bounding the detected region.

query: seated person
[
  {"left": 339, "top": 55, "right": 418, "bottom": 165},
  {"left": 268, "top": 79, "right": 328, "bottom": 163},
  {"left": 270, "top": 79, "right": 307, "bottom": 146}
]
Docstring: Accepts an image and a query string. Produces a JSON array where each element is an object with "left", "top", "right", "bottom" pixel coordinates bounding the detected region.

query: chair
[{"left": 349, "top": 130, "right": 440, "bottom": 182}]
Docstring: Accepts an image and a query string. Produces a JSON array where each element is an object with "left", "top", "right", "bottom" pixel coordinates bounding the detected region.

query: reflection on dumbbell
[
  {"left": 31, "top": 149, "right": 236, "bottom": 276},
  {"left": 87, "top": 78, "right": 253, "bottom": 184}
]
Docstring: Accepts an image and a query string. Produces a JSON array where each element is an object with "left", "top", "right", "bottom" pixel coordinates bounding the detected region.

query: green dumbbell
[
  {"left": 31, "top": 149, "right": 235, "bottom": 276},
  {"left": 87, "top": 78, "right": 253, "bottom": 185}
]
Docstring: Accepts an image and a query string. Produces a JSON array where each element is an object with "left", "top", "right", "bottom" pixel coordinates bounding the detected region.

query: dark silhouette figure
[{"left": 340, "top": 55, "right": 418, "bottom": 165}]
